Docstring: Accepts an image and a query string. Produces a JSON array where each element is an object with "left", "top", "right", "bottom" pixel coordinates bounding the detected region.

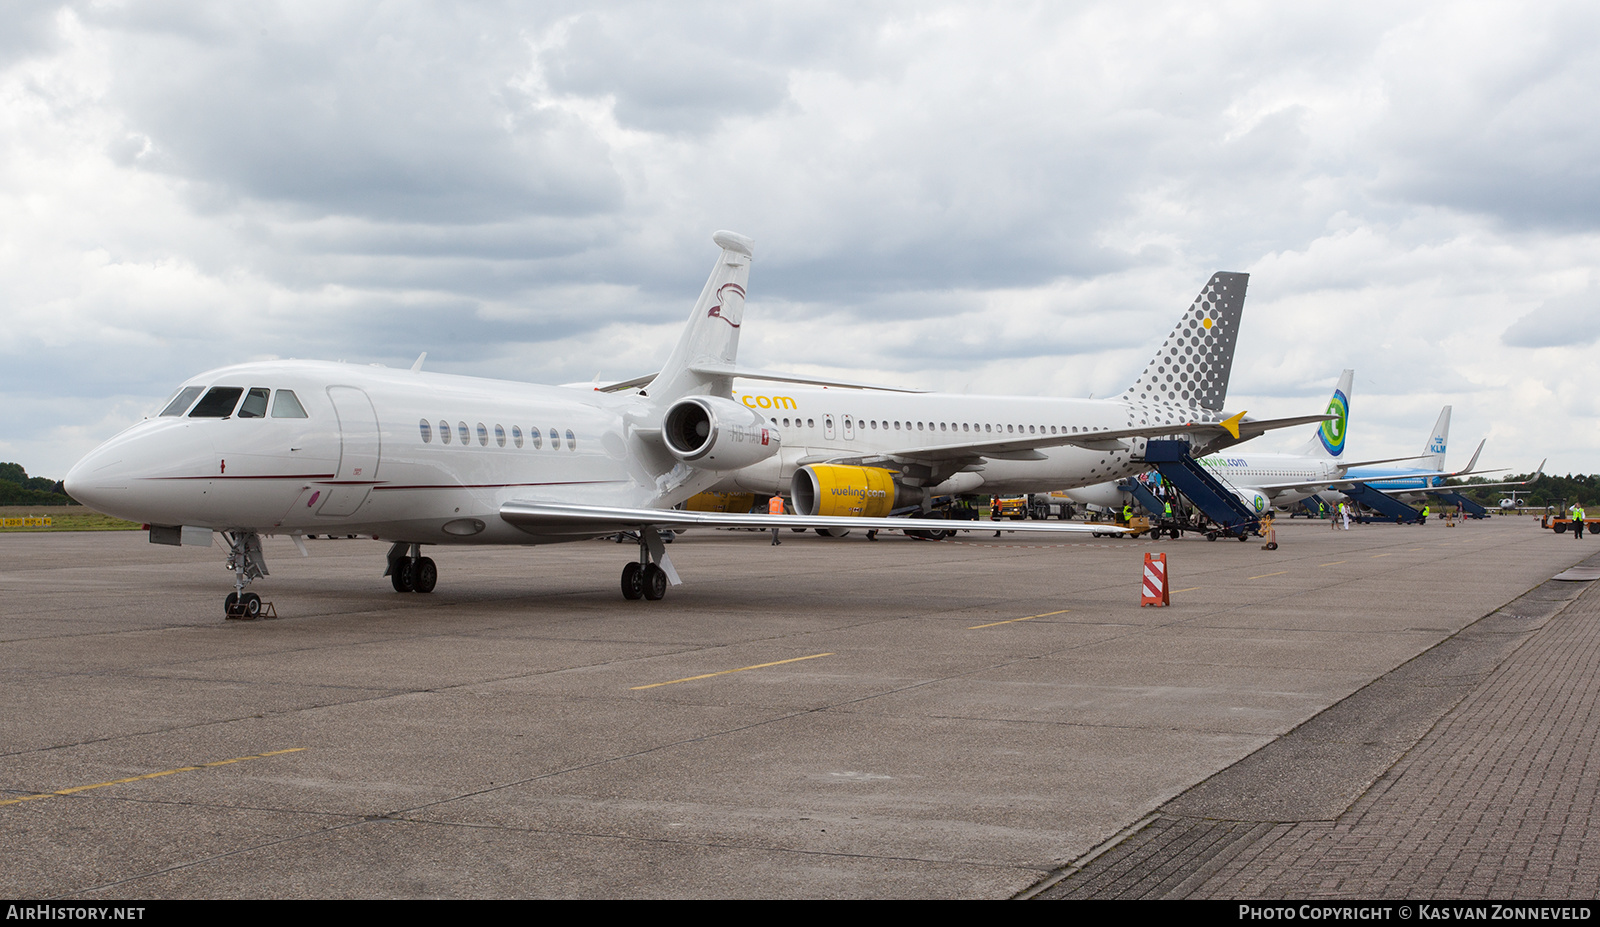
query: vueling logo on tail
[{"left": 1319, "top": 390, "right": 1349, "bottom": 456}]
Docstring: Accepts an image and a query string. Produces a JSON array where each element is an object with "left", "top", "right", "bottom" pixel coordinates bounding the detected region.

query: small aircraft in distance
[{"left": 66, "top": 232, "right": 1317, "bottom": 616}]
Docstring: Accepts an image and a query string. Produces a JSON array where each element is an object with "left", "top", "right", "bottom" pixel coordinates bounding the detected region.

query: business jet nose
[{"left": 64, "top": 441, "right": 132, "bottom": 515}]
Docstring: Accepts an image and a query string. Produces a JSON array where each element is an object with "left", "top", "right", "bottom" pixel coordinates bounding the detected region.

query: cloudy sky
[{"left": 3, "top": 2, "right": 1595, "bottom": 480}]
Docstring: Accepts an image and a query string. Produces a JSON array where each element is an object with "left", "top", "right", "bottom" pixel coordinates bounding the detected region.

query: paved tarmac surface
[
  {"left": 0, "top": 516, "right": 1592, "bottom": 898},
  {"left": 1037, "top": 543, "right": 1600, "bottom": 900}
]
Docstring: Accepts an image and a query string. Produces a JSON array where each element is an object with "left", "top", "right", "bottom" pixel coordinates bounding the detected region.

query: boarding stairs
[
  {"left": 1343, "top": 483, "right": 1425, "bottom": 524},
  {"left": 1425, "top": 491, "right": 1489, "bottom": 519},
  {"left": 1140, "top": 440, "right": 1261, "bottom": 539}
]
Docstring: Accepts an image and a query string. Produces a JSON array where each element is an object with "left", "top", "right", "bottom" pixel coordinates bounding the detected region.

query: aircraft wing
[
  {"left": 822, "top": 412, "right": 1334, "bottom": 467},
  {"left": 1257, "top": 459, "right": 1545, "bottom": 496},
  {"left": 1418, "top": 461, "right": 1545, "bottom": 494},
  {"left": 589, "top": 365, "right": 932, "bottom": 394},
  {"left": 499, "top": 501, "right": 1123, "bottom": 536}
]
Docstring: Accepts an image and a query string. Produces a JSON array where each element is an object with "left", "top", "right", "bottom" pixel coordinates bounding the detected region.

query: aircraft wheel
[
  {"left": 621, "top": 562, "right": 644, "bottom": 600},
  {"left": 643, "top": 564, "right": 668, "bottom": 600},
  {"left": 412, "top": 558, "right": 438, "bottom": 594},
  {"left": 791, "top": 528, "right": 807, "bottom": 533},
  {"left": 241, "top": 592, "right": 262, "bottom": 618},
  {"left": 225, "top": 592, "right": 239, "bottom": 615},
  {"left": 391, "top": 556, "right": 415, "bottom": 592}
]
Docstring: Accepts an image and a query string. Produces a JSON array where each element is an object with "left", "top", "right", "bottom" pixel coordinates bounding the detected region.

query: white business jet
[{"left": 64, "top": 232, "right": 1314, "bottom": 616}]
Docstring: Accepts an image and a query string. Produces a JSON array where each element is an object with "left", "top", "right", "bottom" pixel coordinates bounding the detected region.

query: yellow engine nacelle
[{"left": 791, "top": 465, "right": 900, "bottom": 518}]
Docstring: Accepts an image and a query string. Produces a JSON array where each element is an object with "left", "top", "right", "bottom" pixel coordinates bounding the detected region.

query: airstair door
[{"left": 317, "top": 386, "right": 381, "bottom": 517}]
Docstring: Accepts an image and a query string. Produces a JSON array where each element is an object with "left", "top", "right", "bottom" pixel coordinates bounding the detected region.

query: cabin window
[
  {"left": 188, "top": 387, "right": 244, "bottom": 418},
  {"left": 512, "top": 425, "right": 523, "bottom": 448},
  {"left": 531, "top": 428, "right": 543, "bottom": 450},
  {"left": 237, "top": 388, "right": 271, "bottom": 419},
  {"left": 159, "top": 386, "right": 205, "bottom": 417},
  {"left": 548, "top": 428, "right": 558, "bottom": 448},
  {"left": 476, "top": 423, "right": 489, "bottom": 446},
  {"left": 494, "top": 425, "right": 506, "bottom": 447},
  {"left": 458, "top": 422, "right": 469, "bottom": 445},
  {"left": 807, "top": 419, "right": 814, "bottom": 428},
  {"left": 439, "top": 420, "right": 451, "bottom": 444},
  {"left": 565, "top": 429, "right": 576, "bottom": 451},
  {"left": 271, "top": 390, "right": 309, "bottom": 418},
  {"left": 419, "top": 419, "right": 432, "bottom": 443}
]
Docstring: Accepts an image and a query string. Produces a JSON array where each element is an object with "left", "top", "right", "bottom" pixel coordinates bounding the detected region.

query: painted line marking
[
  {"left": 1320, "top": 561, "right": 1348, "bottom": 566},
  {"left": 1371, "top": 553, "right": 1393, "bottom": 558},
  {"left": 1170, "top": 586, "right": 1201, "bottom": 594},
  {"left": 1, "top": 748, "right": 306, "bottom": 808},
  {"left": 632, "top": 653, "right": 834, "bottom": 690},
  {"left": 969, "top": 609, "right": 1069, "bottom": 629},
  {"left": 1248, "top": 571, "right": 1290, "bottom": 579}
]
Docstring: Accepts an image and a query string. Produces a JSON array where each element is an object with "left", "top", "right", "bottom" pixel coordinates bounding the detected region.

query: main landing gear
[
  {"left": 223, "top": 530, "right": 270, "bottom": 618},
  {"left": 385, "top": 542, "right": 438, "bottom": 594},
  {"left": 617, "top": 526, "right": 680, "bottom": 601}
]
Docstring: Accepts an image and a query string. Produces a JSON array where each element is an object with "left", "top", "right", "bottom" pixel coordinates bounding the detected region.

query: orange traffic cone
[{"left": 1141, "top": 552, "right": 1170, "bottom": 607}]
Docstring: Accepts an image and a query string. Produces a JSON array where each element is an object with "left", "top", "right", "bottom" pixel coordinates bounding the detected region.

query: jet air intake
[{"left": 661, "top": 396, "right": 781, "bottom": 471}]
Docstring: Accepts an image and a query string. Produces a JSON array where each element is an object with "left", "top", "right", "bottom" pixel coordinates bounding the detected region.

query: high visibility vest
[
  {"left": 768, "top": 496, "right": 785, "bottom": 515},
  {"left": 1164, "top": 502, "right": 1173, "bottom": 517}
]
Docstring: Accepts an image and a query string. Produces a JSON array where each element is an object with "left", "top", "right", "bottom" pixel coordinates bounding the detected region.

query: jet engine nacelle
[
  {"left": 1233, "top": 487, "right": 1271, "bottom": 515},
  {"left": 791, "top": 464, "right": 903, "bottom": 518},
  {"left": 661, "top": 396, "right": 781, "bottom": 471}
]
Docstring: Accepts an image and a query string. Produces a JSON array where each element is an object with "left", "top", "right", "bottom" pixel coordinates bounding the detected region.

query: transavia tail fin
[
  {"left": 1120, "top": 271, "right": 1247, "bottom": 413},
  {"left": 1422, "top": 406, "right": 1451, "bottom": 471},
  {"left": 1295, "top": 368, "right": 1355, "bottom": 460},
  {"left": 645, "top": 230, "right": 755, "bottom": 405}
]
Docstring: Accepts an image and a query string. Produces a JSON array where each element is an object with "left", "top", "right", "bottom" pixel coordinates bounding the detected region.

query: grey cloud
[
  {"left": 90, "top": 5, "right": 622, "bottom": 223},
  {"left": 542, "top": 11, "right": 794, "bottom": 134},
  {"left": 1501, "top": 288, "right": 1600, "bottom": 348}
]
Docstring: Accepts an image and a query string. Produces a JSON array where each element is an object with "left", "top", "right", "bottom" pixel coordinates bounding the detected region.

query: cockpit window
[
  {"left": 188, "top": 387, "right": 244, "bottom": 418},
  {"left": 237, "top": 388, "right": 270, "bottom": 418},
  {"left": 271, "top": 390, "right": 309, "bottom": 418},
  {"left": 159, "top": 386, "right": 205, "bottom": 417}
]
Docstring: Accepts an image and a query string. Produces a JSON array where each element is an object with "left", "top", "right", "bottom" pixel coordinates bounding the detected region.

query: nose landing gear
[{"left": 223, "top": 530, "right": 273, "bottom": 619}]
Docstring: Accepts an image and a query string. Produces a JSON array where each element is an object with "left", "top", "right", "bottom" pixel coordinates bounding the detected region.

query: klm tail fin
[
  {"left": 1120, "top": 272, "right": 1247, "bottom": 412},
  {"left": 645, "top": 231, "right": 755, "bottom": 405},
  {"left": 1295, "top": 369, "right": 1355, "bottom": 460},
  {"left": 1421, "top": 406, "right": 1451, "bottom": 471}
]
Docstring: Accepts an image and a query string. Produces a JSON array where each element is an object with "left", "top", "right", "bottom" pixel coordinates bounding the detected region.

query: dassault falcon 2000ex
[{"left": 65, "top": 232, "right": 1315, "bottom": 616}]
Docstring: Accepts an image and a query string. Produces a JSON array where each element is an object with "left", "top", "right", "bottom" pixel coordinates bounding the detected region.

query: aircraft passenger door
[
  {"left": 824, "top": 415, "right": 835, "bottom": 441},
  {"left": 843, "top": 414, "right": 855, "bottom": 441},
  {"left": 317, "top": 386, "right": 381, "bottom": 517}
]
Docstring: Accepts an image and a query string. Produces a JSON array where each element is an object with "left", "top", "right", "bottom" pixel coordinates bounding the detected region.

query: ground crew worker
[
  {"left": 1122, "top": 502, "right": 1133, "bottom": 525},
  {"left": 1163, "top": 498, "right": 1173, "bottom": 520},
  {"left": 769, "top": 494, "right": 785, "bottom": 545},
  {"left": 1572, "top": 503, "right": 1586, "bottom": 540},
  {"left": 1421, "top": 503, "right": 1430, "bottom": 523}
]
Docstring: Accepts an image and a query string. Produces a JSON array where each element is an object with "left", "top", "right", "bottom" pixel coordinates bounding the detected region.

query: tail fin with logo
[
  {"left": 1295, "top": 369, "right": 1355, "bottom": 460},
  {"left": 1421, "top": 406, "right": 1451, "bottom": 472},
  {"left": 644, "top": 230, "right": 755, "bottom": 406},
  {"left": 1119, "top": 272, "right": 1248, "bottom": 413}
]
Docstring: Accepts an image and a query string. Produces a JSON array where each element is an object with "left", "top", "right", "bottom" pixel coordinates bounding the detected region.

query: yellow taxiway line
[
  {"left": 1, "top": 748, "right": 306, "bottom": 808},
  {"left": 1248, "top": 571, "right": 1290, "bottom": 580},
  {"left": 632, "top": 653, "right": 834, "bottom": 690},
  {"left": 968, "top": 609, "right": 1070, "bottom": 630}
]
